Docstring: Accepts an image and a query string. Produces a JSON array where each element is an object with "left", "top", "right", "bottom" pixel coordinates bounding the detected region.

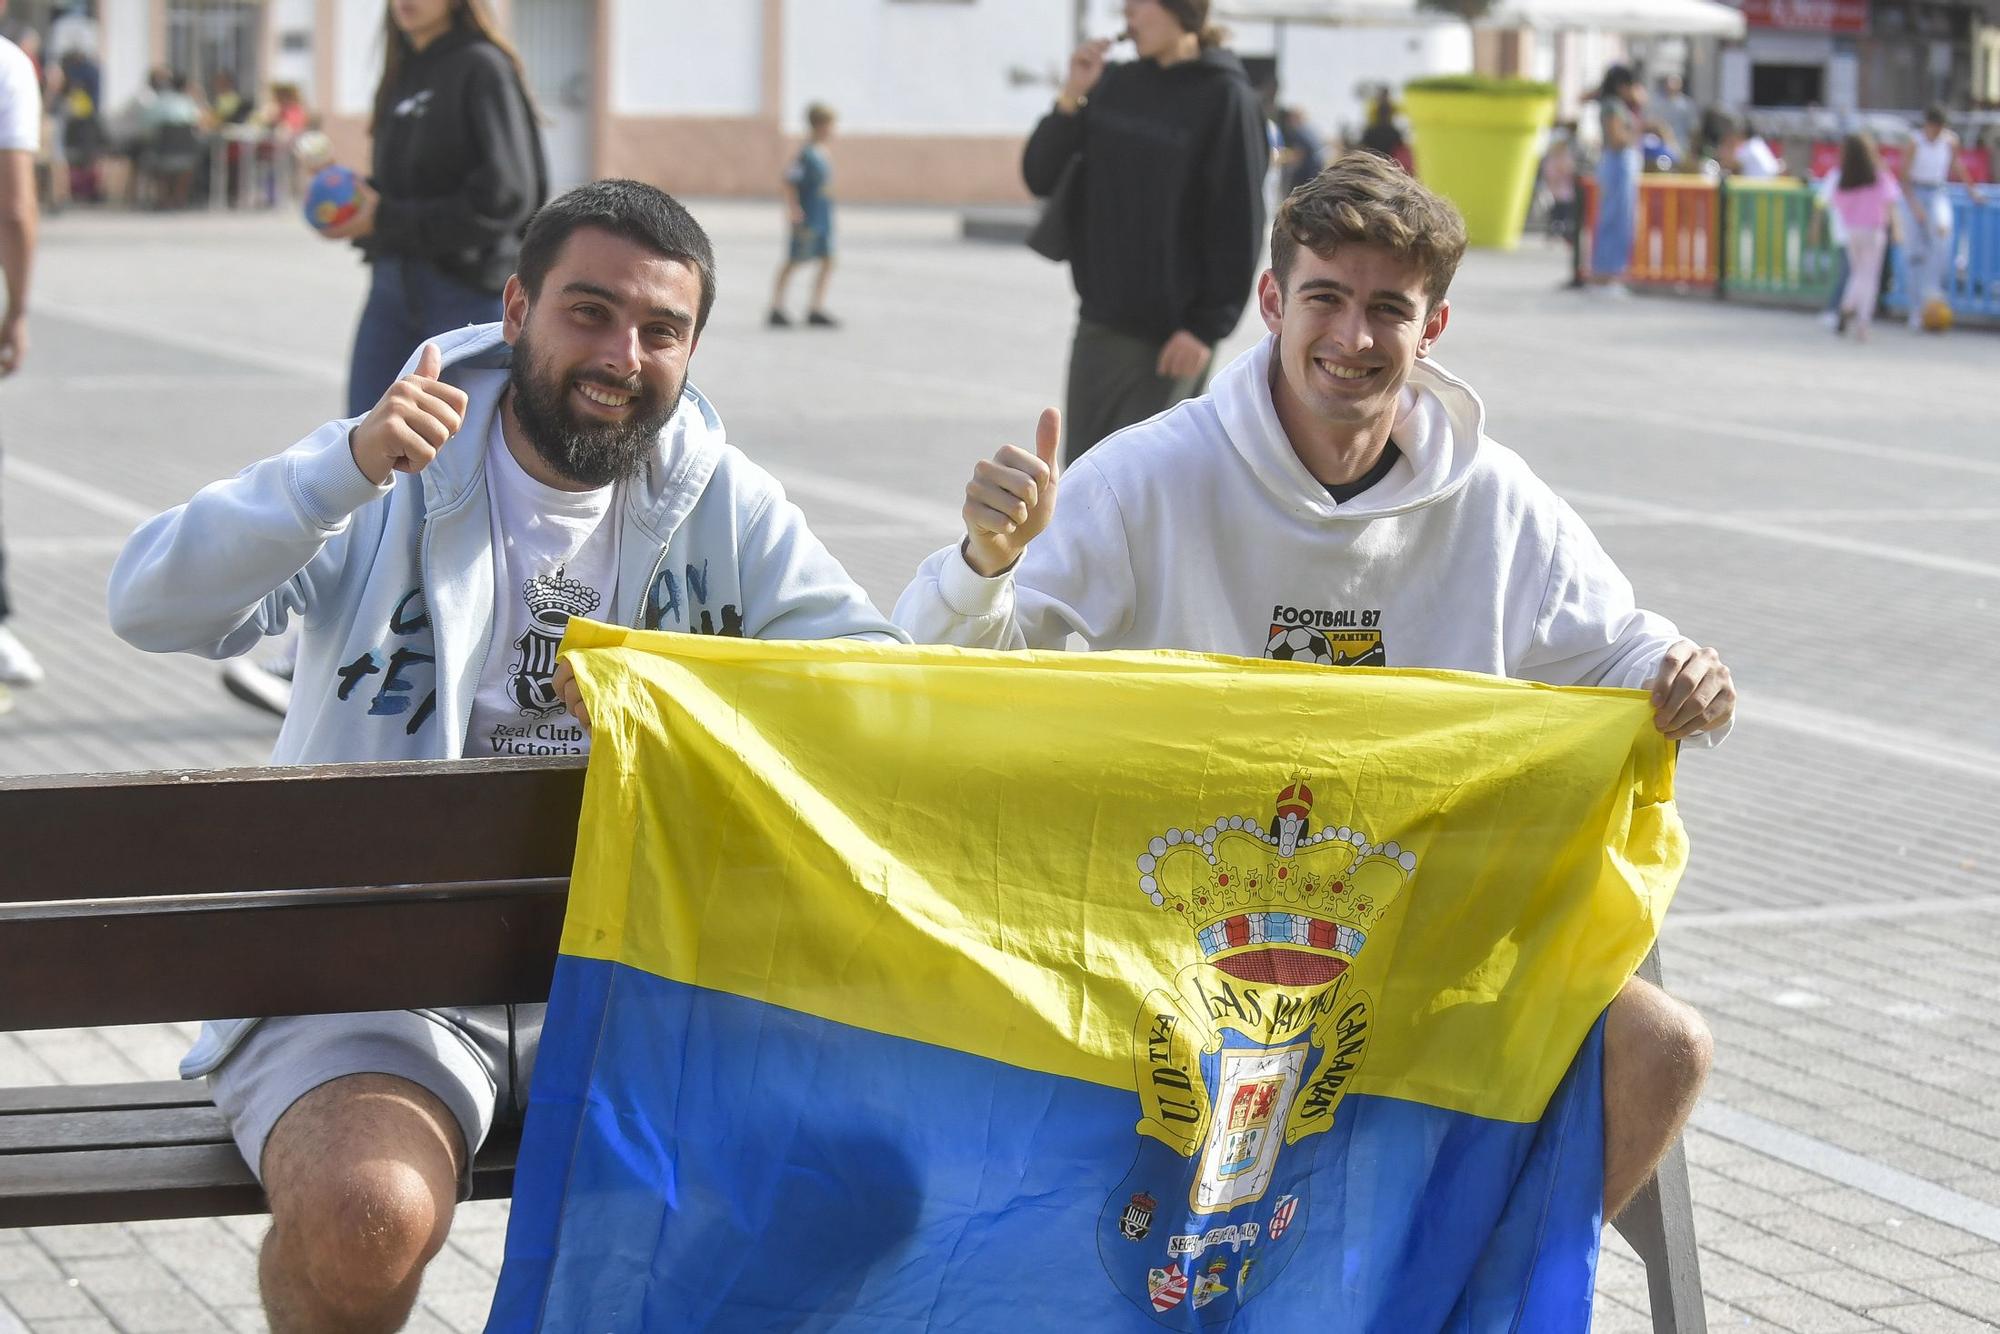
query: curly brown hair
[{"left": 1270, "top": 152, "right": 1468, "bottom": 310}]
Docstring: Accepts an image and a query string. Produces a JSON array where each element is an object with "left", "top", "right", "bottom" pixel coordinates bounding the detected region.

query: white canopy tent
[{"left": 1215, "top": 0, "right": 1746, "bottom": 38}]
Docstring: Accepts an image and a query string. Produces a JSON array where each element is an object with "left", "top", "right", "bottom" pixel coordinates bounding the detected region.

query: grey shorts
[{"left": 206, "top": 1006, "right": 541, "bottom": 1200}]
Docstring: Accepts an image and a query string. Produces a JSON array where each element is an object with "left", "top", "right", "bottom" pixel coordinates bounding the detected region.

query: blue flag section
[{"left": 489, "top": 961, "right": 1605, "bottom": 1332}]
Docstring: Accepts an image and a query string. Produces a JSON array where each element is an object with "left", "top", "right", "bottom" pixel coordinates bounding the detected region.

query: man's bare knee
[
  {"left": 1602, "top": 978, "right": 1712, "bottom": 1218},
  {"left": 260, "top": 1074, "right": 464, "bottom": 1321},
  {"left": 1608, "top": 977, "right": 1713, "bottom": 1099}
]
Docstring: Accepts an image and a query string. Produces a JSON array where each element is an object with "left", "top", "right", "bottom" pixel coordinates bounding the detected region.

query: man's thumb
[
  {"left": 415, "top": 342, "right": 442, "bottom": 380},
  {"left": 1035, "top": 407, "right": 1062, "bottom": 476}
]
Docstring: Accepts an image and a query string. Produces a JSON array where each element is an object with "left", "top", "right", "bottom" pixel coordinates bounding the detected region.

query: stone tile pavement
[{"left": 1, "top": 204, "right": 1996, "bottom": 1330}]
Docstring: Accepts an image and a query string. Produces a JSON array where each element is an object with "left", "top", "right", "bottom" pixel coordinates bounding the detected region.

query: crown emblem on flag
[
  {"left": 523, "top": 565, "right": 601, "bottom": 628},
  {"left": 1137, "top": 776, "right": 1415, "bottom": 987}
]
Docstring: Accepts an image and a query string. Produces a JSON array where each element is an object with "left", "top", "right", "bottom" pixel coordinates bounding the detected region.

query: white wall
[
  {"left": 269, "top": 0, "right": 318, "bottom": 101},
  {"left": 98, "top": 0, "right": 149, "bottom": 115},
  {"left": 1264, "top": 23, "right": 1473, "bottom": 144},
  {"left": 335, "top": 0, "right": 382, "bottom": 117},
  {"left": 781, "top": 0, "right": 1072, "bottom": 136},
  {"left": 612, "top": 0, "right": 764, "bottom": 116}
]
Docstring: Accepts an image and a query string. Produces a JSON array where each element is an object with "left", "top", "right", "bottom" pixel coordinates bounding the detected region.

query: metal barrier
[
  {"left": 1884, "top": 186, "right": 2000, "bottom": 323},
  {"left": 1720, "top": 179, "right": 1839, "bottom": 306}
]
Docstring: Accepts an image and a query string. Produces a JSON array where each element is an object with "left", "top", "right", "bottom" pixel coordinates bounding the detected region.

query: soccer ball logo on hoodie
[
  {"left": 1265, "top": 625, "right": 1333, "bottom": 665},
  {"left": 1264, "top": 606, "right": 1388, "bottom": 668}
]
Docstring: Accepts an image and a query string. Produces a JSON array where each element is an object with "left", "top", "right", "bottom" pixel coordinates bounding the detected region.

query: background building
[
  {"left": 1719, "top": 0, "right": 1997, "bottom": 112},
  {"left": 22, "top": 0, "right": 1996, "bottom": 205}
]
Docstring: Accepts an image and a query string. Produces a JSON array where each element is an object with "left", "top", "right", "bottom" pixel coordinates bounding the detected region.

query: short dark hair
[
  {"left": 1270, "top": 152, "right": 1467, "bottom": 310},
  {"left": 1924, "top": 104, "right": 1948, "bottom": 127},
  {"left": 516, "top": 179, "right": 718, "bottom": 333}
]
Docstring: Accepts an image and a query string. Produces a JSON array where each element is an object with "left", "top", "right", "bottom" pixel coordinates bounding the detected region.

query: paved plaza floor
[{"left": 1, "top": 202, "right": 1997, "bottom": 1332}]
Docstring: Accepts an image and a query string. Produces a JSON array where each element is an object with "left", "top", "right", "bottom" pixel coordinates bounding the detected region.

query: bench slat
[
  {"left": 0, "top": 1104, "right": 230, "bottom": 1153},
  {"left": 0, "top": 1134, "right": 522, "bottom": 1228},
  {"left": 0, "top": 1143, "right": 263, "bottom": 1225},
  {"left": 0, "top": 890, "right": 566, "bottom": 1029},
  {"left": 1, "top": 755, "right": 586, "bottom": 902},
  {"left": 0, "top": 1081, "right": 212, "bottom": 1114}
]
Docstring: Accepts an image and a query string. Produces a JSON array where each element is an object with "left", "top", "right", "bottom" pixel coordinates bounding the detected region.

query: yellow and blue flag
[{"left": 487, "top": 623, "right": 1685, "bottom": 1332}]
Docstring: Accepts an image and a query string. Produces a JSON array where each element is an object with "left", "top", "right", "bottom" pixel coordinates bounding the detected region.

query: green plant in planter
[
  {"left": 1394, "top": 7, "right": 1558, "bottom": 250},
  {"left": 1416, "top": 0, "right": 1495, "bottom": 21},
  {"left": 1403, "top": 75, "right": 1560, "bottom": 98}
]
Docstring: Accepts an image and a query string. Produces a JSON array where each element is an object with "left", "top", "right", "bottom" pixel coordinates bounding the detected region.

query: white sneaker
[
  {"left": 0, "top": 625, "right": 44, "bottom": 686},
  {"left": 221, "top": 648, "right": 294, "bottom": 718}
]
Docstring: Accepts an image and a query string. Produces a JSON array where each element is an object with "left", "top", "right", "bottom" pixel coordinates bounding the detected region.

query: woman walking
[
  {"left": 1589, "top": 64, "right": 1644, "bottom": 292},
  {"left": 227, "top": 0, "right": 545, "bottom": 719},
  {"left": 1827, "top": 134, "right": 1901, "bottom": 342},
  {"left": 1022, "top": 0, "right": 1269, "bottom": 462},
  {"left": 323, "top": 0, "right": 546, "bottom": 417}
]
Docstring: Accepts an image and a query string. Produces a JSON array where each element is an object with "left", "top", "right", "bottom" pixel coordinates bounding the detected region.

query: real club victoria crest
[
  {"left": 1120, "top": 1192, "right": 1157, "bottom": 1241},
  {"left": 1096, "top": 777, "right": 1418, "bottom": 1327},
  {"left": 509, "top": 566, "right": 600, "bottom": 718}
]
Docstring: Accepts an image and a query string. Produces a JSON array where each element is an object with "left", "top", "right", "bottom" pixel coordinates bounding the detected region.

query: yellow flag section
[{"left": 557, "top": 619, "right": 1683, "bottom": 1127}]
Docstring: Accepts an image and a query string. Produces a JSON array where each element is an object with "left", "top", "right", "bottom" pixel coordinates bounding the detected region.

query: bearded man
[{"left": 109, "top": 178, "right": 901, "bottom": 1333}]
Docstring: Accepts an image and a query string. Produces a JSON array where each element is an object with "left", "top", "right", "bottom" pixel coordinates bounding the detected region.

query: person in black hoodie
[
  {"left": 323, "top": 0, "right": 546, "bottom": 419},
  {"left": 1023, "top": 0, "right": 1268, "bottom": 463}
]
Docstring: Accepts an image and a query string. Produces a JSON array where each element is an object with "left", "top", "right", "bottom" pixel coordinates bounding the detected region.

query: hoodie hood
[
  {"left": 1178, "top": 46, "right": 1250, "bottom": 81},
  {"left": 1209, "top": 334, "right": 1488, "bottom": 523},
  {"left": 394, "top": 321, "right": 726, "bottom": 545}
]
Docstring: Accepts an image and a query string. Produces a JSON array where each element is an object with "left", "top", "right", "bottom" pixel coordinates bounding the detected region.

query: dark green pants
[{"left": 1063, "top": 319, "right": 1212, "bottom": 465}]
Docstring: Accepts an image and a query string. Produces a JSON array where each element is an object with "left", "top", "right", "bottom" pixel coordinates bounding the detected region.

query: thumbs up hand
[
  {"left": 963, "top": 408, "right": 1062, "bottom": 578},
  {"left": 349, "top": 342, "right": 471, "bottom": 486}
]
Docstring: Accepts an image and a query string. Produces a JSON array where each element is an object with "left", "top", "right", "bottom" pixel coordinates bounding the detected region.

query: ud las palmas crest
[{"left": 1096, "top": 777, "right": 1417, "bottom": 1327}]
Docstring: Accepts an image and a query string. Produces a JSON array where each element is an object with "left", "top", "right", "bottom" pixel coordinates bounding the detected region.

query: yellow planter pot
[{"left": 1401, "top": 88, "right": 1557, "bottom": 251}]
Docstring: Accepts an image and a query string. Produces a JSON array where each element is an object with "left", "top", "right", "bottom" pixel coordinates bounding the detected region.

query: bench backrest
[{"left": 0, "top": 756, "right": 587, "bottom": 1030}]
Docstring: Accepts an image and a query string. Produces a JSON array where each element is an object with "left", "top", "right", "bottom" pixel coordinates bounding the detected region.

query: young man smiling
[
  {"left": 896, "top": 152, "right": 1732, "bottom": 1223},
  {"left": 111, "top": 179, "right": 901, "bottom": 1333}
]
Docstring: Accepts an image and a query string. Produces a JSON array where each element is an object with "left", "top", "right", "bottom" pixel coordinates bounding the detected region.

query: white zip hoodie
[
  {"left": 109, "top": 321, "right": 905, "bottom": 1077},
  {"left": 897, "top": 334, "right": 1718, "bottom": 721}
]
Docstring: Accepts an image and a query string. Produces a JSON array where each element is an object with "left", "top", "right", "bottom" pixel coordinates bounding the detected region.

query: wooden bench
[
  {"left": 0, "top": 755, "right": 1704, "bottom": 1330},
  {"left": 0, "top": 756, "right": 584, "bottom": 1224}
]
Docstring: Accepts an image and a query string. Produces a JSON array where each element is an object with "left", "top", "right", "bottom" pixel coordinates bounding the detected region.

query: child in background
[
  {"left": 1540, "top": 125, "right": 1578, "bottom": 243},
  {"left": 1827, "top": 134, "right": 1901, "bottom": 341},
  {"left": 769, "top": 103, "right": 838, "bottom": 328}
]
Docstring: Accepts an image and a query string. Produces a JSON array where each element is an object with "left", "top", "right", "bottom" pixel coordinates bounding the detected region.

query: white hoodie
[{"left": 897, "top": 335, "right": 1716, "bottom": 726}]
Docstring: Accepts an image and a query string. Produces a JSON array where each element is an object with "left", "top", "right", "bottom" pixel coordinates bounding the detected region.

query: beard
[{"left": 506, "top": 328, "right": 683, "bottom": 489}]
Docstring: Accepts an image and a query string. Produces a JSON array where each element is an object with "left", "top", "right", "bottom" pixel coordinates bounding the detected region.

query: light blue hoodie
[{"left": 107, "top": 322, "right": 905, "bottom": 1076}]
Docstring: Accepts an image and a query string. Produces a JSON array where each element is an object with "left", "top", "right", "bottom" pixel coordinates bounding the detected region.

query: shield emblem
[
  {"left": 1147, "top": 1267, "right": 1189, "bottom": 1312},
  {"left": 1192, "top": 1257, "right": 1233, "bottom": 1309},
  {"left": 1119, "top": 1192, "right": 1156, "bottom": 1241},
  {"left": 1268, "top": 1193, "right": 1299, "bottom": 1240},
  {"left": 507, "top": 625, "right": 565, "bottom": 717}
]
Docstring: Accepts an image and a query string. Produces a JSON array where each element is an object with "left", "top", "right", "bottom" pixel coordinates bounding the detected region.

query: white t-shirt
[
  {"left": 464, "top": 415, "right": 621, "bottom": 758},
  {"left": 1814, "top": 167, "right": 1847, "bottom": 244},
  {"left": 1909, "top": 130, "right": 1956, "bottom": 187},
  {"left": 0, "top": 38, "right": 40, "bottom": 153},
  {"left": 1735, "top": 136, "right": 1782, "bottom": 178}
]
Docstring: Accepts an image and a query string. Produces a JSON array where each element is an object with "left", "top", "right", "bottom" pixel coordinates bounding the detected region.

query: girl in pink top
[{"left": 1829, "top": 134, "right": 1902, "bottom": 340}]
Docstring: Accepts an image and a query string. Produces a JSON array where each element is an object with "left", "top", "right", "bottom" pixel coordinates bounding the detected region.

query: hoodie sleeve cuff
[
  {"left": 290, "top": 428, "right": 394, "bottom": 531},
  {"left": 937, "top": 543, "right": 1014, "bottom": 619}
]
